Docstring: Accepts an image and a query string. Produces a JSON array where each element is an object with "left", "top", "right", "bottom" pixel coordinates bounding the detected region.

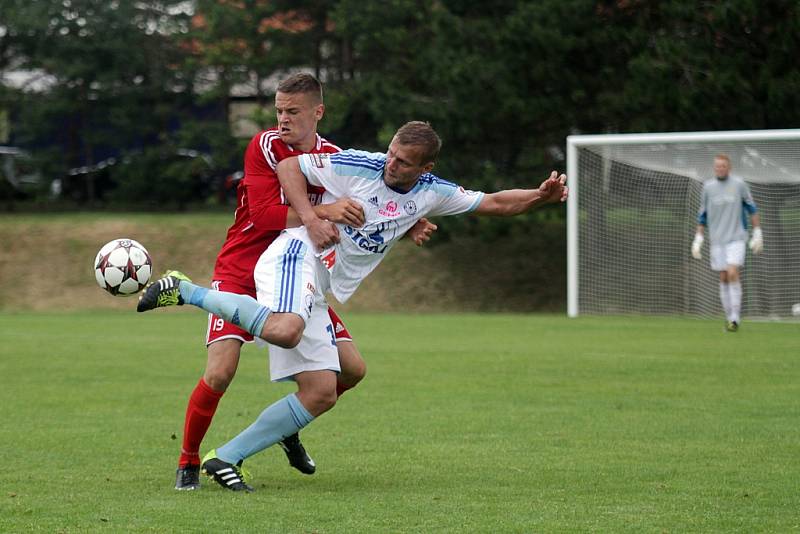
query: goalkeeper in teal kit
[{"left": 691, "top": 154, "right": 763, "bottom": 331}]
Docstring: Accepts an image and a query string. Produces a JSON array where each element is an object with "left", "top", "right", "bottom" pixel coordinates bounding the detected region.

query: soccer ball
[{"left": 94, "top": 238, "right": 153, "bottom": 296}]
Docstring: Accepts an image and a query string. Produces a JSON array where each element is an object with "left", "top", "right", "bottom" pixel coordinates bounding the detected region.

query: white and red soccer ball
[{"left": 94, "top": 238, "right": 152, "bottom": 296}]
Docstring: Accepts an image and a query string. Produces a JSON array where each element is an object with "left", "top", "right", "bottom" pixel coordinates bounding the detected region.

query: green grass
[{"left": 1, "top": 312, "right": 798, "bottom": 532}]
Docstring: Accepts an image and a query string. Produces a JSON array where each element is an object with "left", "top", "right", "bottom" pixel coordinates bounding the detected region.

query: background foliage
[{"left": 1, "top": 0, "right": 798, "bottom": 213}]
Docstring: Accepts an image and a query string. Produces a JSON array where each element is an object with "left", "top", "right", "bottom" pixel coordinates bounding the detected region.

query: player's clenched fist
[{"left": 307, "top": 217, "right": 340, "bottom": 250}]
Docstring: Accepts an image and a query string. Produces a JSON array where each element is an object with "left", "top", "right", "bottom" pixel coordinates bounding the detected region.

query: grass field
[{"left": 1, "top": 312, "right": 798, "bottom": 532}]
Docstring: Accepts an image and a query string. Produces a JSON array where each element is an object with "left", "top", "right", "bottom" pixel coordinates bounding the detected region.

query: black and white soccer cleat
[
  {"left": 201, "top": 450, "right": 253, "bottom": 492},
  {"left": 279, "top": 433, "right": 316, "bottom": 475}
]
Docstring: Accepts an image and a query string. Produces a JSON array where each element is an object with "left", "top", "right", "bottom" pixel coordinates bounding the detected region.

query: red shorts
[{"left": 205, "top": 279, "right": 352, "bottom": 345}]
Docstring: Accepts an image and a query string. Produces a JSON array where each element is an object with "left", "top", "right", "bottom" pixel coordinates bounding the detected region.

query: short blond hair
[
  {"left": 714, "top": 153, "right": 731, "bottom": 165},
  {"left": 393, "top": 121, "right": 442, "bottom": 163}
]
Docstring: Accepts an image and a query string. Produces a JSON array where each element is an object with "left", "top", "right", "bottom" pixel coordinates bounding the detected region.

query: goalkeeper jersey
[
  {"left": 287, "top": 149, "right": 485, "bottom": 302},
  {"left": 697, "top": 175, "right": 758, "bottom": 246}
]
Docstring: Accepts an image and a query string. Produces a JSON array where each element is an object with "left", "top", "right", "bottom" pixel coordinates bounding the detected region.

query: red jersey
[{"left": 212, "top": 128, "right": 341, "bottom": 290}]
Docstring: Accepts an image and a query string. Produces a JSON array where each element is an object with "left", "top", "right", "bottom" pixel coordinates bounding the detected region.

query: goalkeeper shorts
[{"left": 710, "top": 240, "right": 745, "bottom": 271}]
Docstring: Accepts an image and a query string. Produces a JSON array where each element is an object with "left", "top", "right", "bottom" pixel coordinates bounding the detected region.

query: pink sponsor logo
[{"left": 378, "top": 200, "right": 400, "bottom": 217}]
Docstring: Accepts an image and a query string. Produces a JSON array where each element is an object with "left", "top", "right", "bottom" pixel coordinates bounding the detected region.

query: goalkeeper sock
[
  {"left": 215, "top": 393, "right": 314, "bottom": 464},
  {"left": 729, "top": 281, "right": 742, "bottom": 323},
  {"left": 179, "top": 282, "right": 271, "bottom": 337},
  {"left": 719, "top": 282, "right": 732, "bottom": 320}
]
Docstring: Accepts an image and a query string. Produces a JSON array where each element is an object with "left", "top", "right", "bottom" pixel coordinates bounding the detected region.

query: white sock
[
  {"left": 729, "top": 281, "right": 742, "bottom": 323},
  {"left": 719, "top": 282, "right": 732, "bottom": 320}
]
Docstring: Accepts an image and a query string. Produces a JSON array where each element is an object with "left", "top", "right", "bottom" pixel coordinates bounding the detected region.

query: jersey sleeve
[
  {"left": 246, "top": 179, "right": 290, "bottom": 231},
  {"left": 427, "top": 183, "right": 485, "bottom": 217},
  {"left": 740, "top": 181, "right": 758, "bottom": 215},
  {"left": 298, "top": 152, "right": 349, "bottom": 197},
  {"left": 697, "top": 183, "right": 708, "bottom": 225},
  {"left": 242, "top": 132, "right": 289, "bottom": 230}
]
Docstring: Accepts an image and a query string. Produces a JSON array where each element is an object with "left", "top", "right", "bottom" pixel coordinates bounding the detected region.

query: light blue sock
[
  {"left": 216, "top": 394, "right": 315, "bottom": 464},
  {"left": 178, "top": 281, "right": 271, "bottom": 337}
]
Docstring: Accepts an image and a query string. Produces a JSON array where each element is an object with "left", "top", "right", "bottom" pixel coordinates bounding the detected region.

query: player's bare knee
[
  {"left": 298, "top": 388, "right": 337, "bottom": 416},
  {"left": 312, "top": 389, "right": 338, "bottom": 414},
  {"left": 342, "top": 358, "right": 366, "bottom": 385},
  {"left": 204, "top": 341, "right": 241, "bottom": 391},
  {"left": 357, "top": 358, "right": 367, "bottom": 380},
  {"left": 204, "top": 368, "right": 234, "bottom": 391},
  {"left": 264, "top": 314, "right": 304, "bottom": 348},
  {"left": 270, "top": 327, "right": 303, "bottom": 348},
  {"left": 204, "top": 351, "right": 238, "bottom": 388},
  {"left": 337, "top": 343, "right": 367, "bottom": 385}
]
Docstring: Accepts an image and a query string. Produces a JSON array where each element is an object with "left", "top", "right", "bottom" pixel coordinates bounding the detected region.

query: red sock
[
  {"left": 336, "top": 382, "right": 355, "bottom": 398},
  {"left": 179, "top": 378, "right": 224, "bottom": 467}
]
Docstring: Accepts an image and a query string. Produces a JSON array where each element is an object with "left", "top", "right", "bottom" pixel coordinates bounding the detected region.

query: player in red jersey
[{"left": 175, "top": 74, "right": 435, "bottom": 490}]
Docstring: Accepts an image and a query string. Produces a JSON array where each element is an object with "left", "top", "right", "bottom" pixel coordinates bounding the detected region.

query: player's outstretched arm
[{"left": 474, "top": 171, "right": 567, "bottom": 216}]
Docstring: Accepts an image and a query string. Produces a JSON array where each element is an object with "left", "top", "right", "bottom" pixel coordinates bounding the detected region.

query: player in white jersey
[
  {"left": 275, "top": 150, "right": 485, "bottom": 303},
  {"left": 691, "top": 154, "right": 763, "bottom": 331},
  {"left": 137, "top": 121, "right": 567, "bottom": 491}
]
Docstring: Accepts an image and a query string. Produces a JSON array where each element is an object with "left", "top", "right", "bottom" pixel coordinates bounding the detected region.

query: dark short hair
[
  {"left": 393, "top": 121, "right": 442, "bottom": 163},
  {"left": 276, "top": 73, "right": 323, "bottom": 104}
]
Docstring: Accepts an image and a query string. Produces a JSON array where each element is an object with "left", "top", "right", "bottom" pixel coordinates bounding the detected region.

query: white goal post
[{"left": 566, "top": 129, "right": 800, "bottom": 319}]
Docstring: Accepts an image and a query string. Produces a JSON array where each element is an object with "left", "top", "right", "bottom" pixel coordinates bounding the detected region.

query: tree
[
  {"left": 598, "top": 0, "right": 800, "bottom": 131},
  {"left": 3, "top": 0, "right": 798, "bottom": 210},
  {"left": 3, "top": 0, "right": 198, "bottom": 204}
]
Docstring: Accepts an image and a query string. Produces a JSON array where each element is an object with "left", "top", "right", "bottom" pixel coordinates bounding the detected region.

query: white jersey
[{"left": 285, "top": 149, "right": 485, "bottom": 302}]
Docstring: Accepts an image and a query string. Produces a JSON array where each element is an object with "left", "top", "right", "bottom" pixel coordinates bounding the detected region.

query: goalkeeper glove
[
  {"left": 749, "top": 227, "right": 763, "bottom": 254},
  {"left": 691, "top": 233, "right": 704, "bottom": 259}
]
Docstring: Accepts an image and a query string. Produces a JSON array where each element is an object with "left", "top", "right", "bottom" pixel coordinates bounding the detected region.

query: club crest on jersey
[
  {"left": 378, "top": 200, "right": 400, "bottom": 217},
  {"left": 310, "top": 153, "right": 329, "bottom": 168},
  {"left": 403, "top": 200, "right": 417, "bottom": 215}
]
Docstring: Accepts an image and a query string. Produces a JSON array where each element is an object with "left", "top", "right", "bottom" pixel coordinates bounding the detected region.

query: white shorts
[
  {"left": 710, "top": 240, "right": 746, "bottom": 271},
  {"left": 254, "top": 232, "right": 339, "bottom": 382}
]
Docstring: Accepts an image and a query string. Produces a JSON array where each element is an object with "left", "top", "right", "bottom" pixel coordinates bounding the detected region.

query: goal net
[{"left": 566, "top": 129, "right": 800, "bottom": 320}]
